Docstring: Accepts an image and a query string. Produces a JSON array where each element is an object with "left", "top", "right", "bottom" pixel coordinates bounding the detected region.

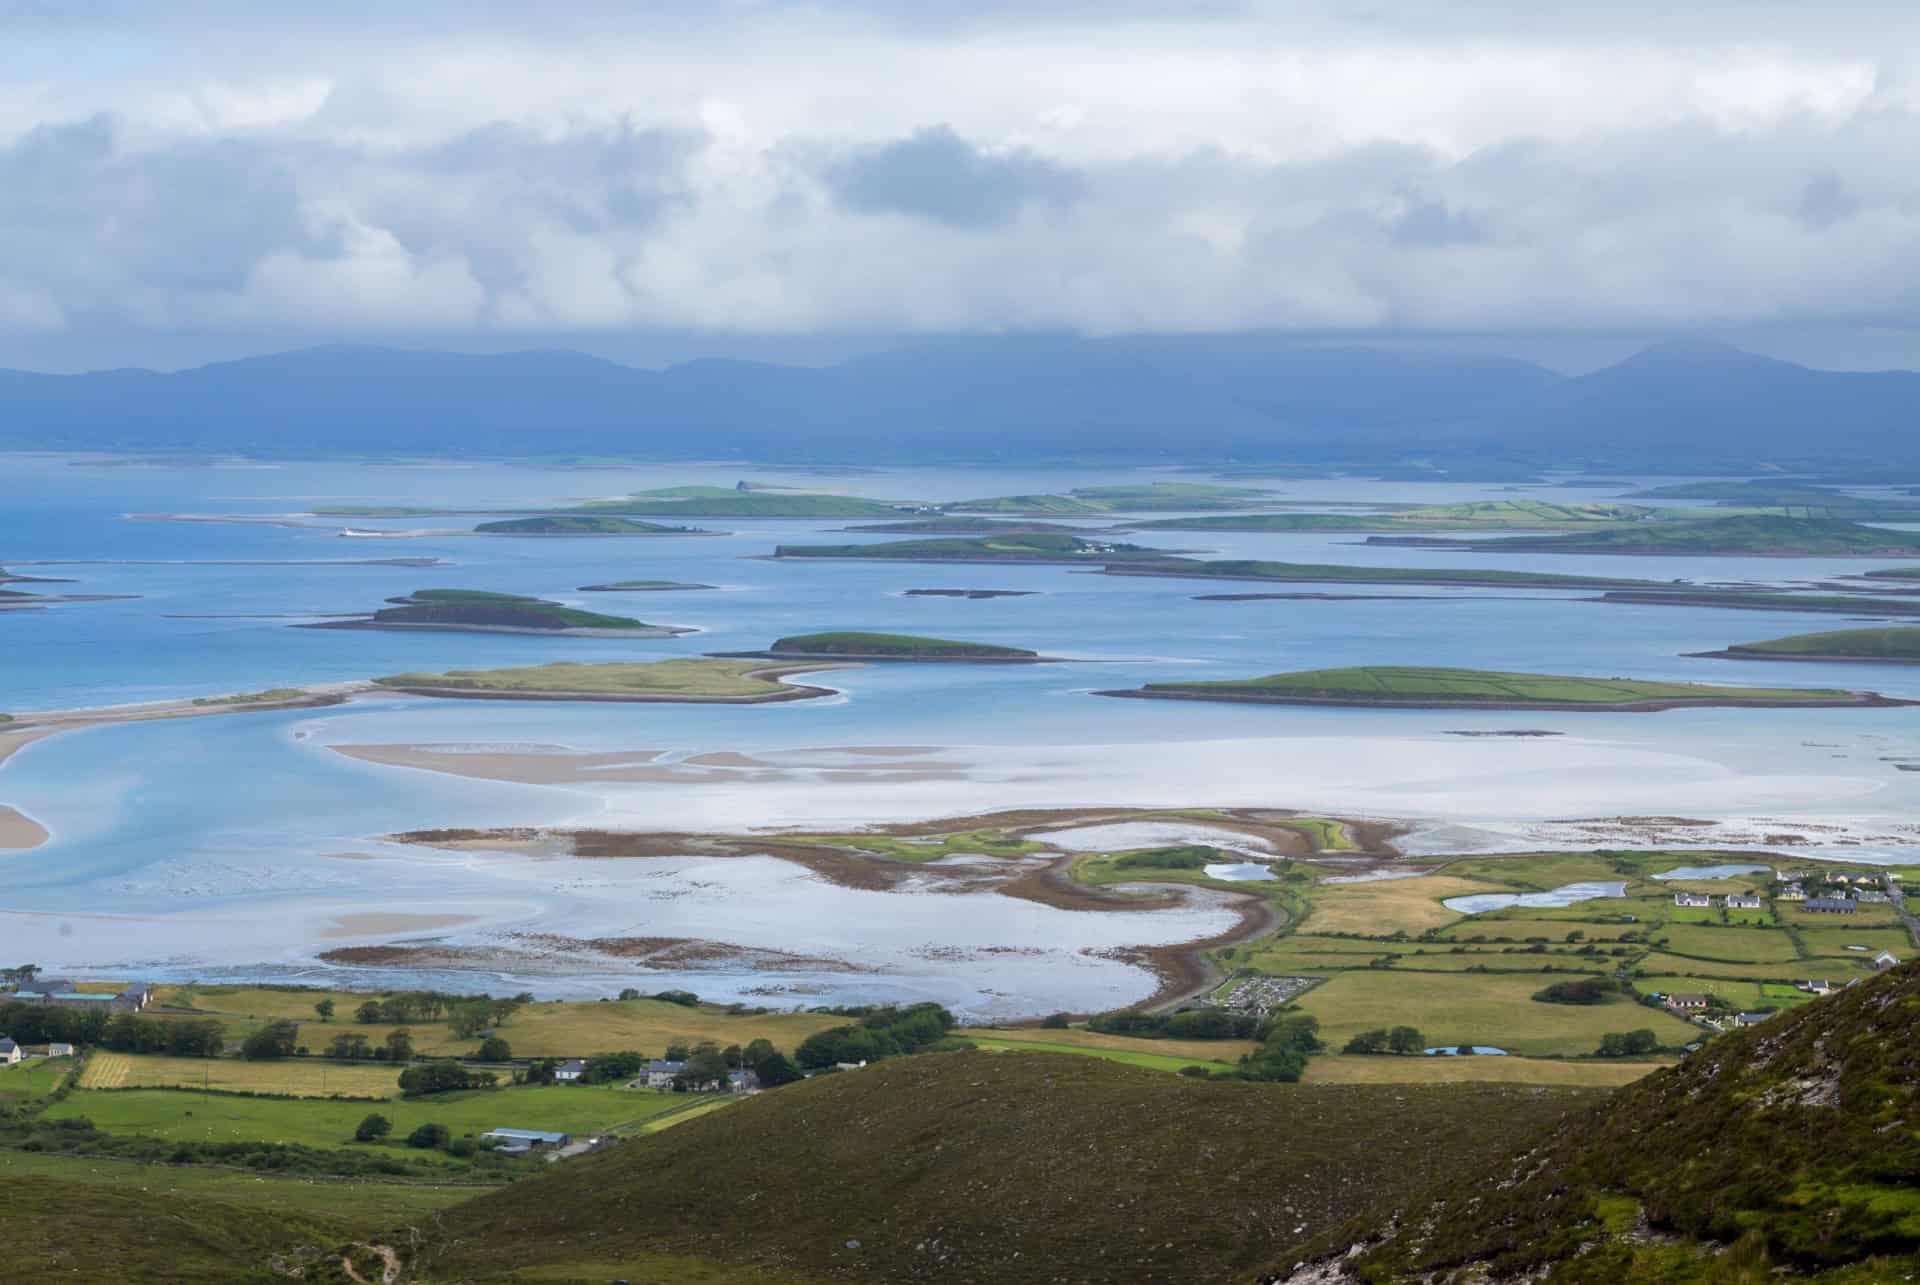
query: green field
[
  {"left": 0, "top": 1056, "right": 76, "bottom": 1103},
  {"left": 371, "top": 658, "right": 840, "bottom": 700},
  {"left": 1655, "top": 924, "right": 1803, "bottom": 962},
  {"left": 1292, "top": 971, "right": 1700, "bottom": 1056},
  {"left": 475, "top": 515, "right": 703, "bottom": 535},
  {"left": 42, "top": 1081, "right": 680, "bottom": 1156},
  {"left": 1135, "top": 665, "right": 1855, "bottom": 707},
  {"left": 961, "top": 1036, "right": 1243, "bottom": 1074},
  {"left": 763, "top": 630, "right": 1038, "bottom": 659},
  {"left": 1718, "top": 626, "right": 1920, "bottom": 661},
  {"left": 774, "top": 532, "right": 1167, "bottom": 562}
]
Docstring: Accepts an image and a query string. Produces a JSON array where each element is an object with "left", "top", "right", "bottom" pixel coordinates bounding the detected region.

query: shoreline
[
  {"left": 1094, "top": 565, "right": 1634, "bottom": 590},
  {"left": 1093, "top": 687, "right": 1915, "bottom": 712},
  {"left": 0, "top": 804, "right": 49, "bottom": 850},
  {"left": 1686, "top": 648, "right": 1920, "bottom": 666}
]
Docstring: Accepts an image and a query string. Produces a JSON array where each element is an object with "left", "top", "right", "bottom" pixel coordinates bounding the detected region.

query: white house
[
  {"left": 46, "top": 1042, "right": 74, "bottom": 1057},
  {"left": 0, "top": 1037, "right": 19, "bottom": 1066},
  {"left": 1673, "top": 892, "right": 1711, "bottom": 908},
  {"left": 1725, "top": 894, "right": 1764, "bottom": 910},
  {"left": 1873, "top": 950, "right": 1901, "bottom": 972},
  {"left": 553, "top": 1059, "right": 586, "bottom": 1083},
  {"left": 641, "top": 1059, "right": 685, "bottom": 1090}
]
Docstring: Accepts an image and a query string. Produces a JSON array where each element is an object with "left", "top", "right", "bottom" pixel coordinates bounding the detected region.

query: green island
[
  {"left": 713, "top": 631, "right": 1048, "bottom": 662},
  {"left": 1691, "top": 625, "right": 1920, "bottom": 664},
  {"left": 472, "top": 515, "right": 713, "bottom": 536},
  {"left": 944, "top": 482, "right": 1279, "bottom": 514},
  {"left": 839, "top": 516, "right": 1089, "bottom": 534},
  {"left": 1100, "top": 664, "right": 1898, "bottom": 710},
  {"left": 305, "top": 588, "right": 691, "bottom": 637},
  {"left": 575, "top": 579, "right": 717, "bottom": 592},
  {"left": 774, "top": 533, "right": 1169, "bottom": 562},
  {"left": 372, "top": 658, "right": 850, "bottom": 702},
  {"left": 190, "top": 687, "right": 312, "bottom": 706},
  {"left": 1627, "top": 478, "right": 1920, "bottom": 518},
  {"left": 1099, "top": 557, "right": 1649, "bottom": 589},
  {"left": 1370, "top": 514, "right": 1920, "bottom": 556},
  {"left": 579, "top": 487, "right": 916, "bottom": 518},
  {"left": 1861, "top": 565, "right": 1920, "bottom": 581},
  {"left": 1129, "top": 499, "right": 1657, "bottom": 532},
  {"left": 1596, "top": 588, "right": 1920, "bottom": 616}
]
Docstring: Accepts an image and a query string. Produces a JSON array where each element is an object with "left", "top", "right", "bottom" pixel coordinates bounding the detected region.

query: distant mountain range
[{"left": 0, "top": 335, "right": 1913, "bottom": 468}]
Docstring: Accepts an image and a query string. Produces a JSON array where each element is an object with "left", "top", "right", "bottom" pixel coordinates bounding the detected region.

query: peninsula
[
  {"left": 774, "top": 533, "right": 1171, "bottom": 563},
  {"left": 1594, "top": 589, "right": 1920, "bottom": 616},
  {"left": 1096, "top": 665, "right": 1904, "bottom": 711},
  {"left": 1127, "top": 500, "right": 1655, "bottom": 532},
  {"left": 1689, "top": 626, "right": 1920, "bottom": 664},
  {"left": 370, "top": 658, "right": 850, "bottom": 702},
  {"left": 1365, "top": 514, "right": 1920, "bottom": 557},
  {"left": 712, "top": 630, "right": 1052, "bottom": 662},
  {"left": 472, "top": 515, "right": 716, "bottom": 536},
  {"left": 1096, "top": 557, "right": 1648, "bottom": 589},
  {"left": 301, "top": 588, "right": 692, "bottom": 637}
]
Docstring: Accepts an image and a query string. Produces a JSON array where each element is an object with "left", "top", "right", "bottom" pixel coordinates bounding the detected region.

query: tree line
[{"left": 0, "top": 1003, "right": 222, "bottom": 1057}]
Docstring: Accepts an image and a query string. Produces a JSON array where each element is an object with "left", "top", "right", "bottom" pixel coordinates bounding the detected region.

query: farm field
[
  {"left": 1298, "top": 874, "right": 1507, "bottom": 935},
  {"left": 957, "top": 1026, "right": 1257, "bottom": 1063},
  {"left": 0, "top": 1056, "right": 75, "bottom": 1103},
  {"left": 1796, "top": 926, "right": 1915, "bottom": 957},
  {"left": 1635, "top": 977, "right": 1818, "bottom": 1012},
  {"left": 1635, "top": 953, "right": 1856, "bottom": 982},
  {"left": 42, "top": 1081, "right": 682, "bottom": 1156},
  {"left": 79, "top": 1052, "right": 404, "bottom": 1098},
  {"left": 1655, "top": 924, "right": 1805, "bottom": 962},
  {"left": 1300, "top": 1053, "right": 1668, "bottom": 1088},
  {"left": 959, "top": 1035, "right": 1247, "bottom": 1074},
  {"left": 1291, "top": 971, "right": 1700, "bottom": 1057}
]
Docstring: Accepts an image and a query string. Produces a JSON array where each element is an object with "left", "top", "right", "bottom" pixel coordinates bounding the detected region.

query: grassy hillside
[
  {"left": 1129, "top": 665, "right": 1857, "bottom": 707},
  {"left": 764, "top": 631, "right": 1039, "bottom": 659},
  {"left": 372, "top": 658, "right": 843, "bottom": 699},
  {"left": 775, "top": 533, "right": 1167, "bottom": 561},
  {"left": 1460, "top": 514, "right": 1920, "bottom": 555},
  {"left": 474, "top": 515, "right": 704, "bottom": 535},
  {"left": 1314, "top": 961, "right": 1920, "bottom": 1281},
  {"left": 1715, "top": 626, "right": 1920, "bottom": 661},
  {"left": 411, "top": 1052, "right": 1597, "bottom": 1284},
  {"left": 1134, "top": 500, "right": 1655, "bottom": 532}
]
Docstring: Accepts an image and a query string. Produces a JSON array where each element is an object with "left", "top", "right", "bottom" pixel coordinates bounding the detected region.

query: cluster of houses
[
  {"left": 551, "top": 1057, "right": 759, "bottom": 1093},
  {"left": 2, "top": 979, "right": 153, "bottom": 1012},
  {"left": 1775, "top": 869, "right": 1897, "bottom": 910},
  {"left": 1671, "top": 892, "right": 1764, "bottom": 910},
  {"left": 0, "top": 1036, "right": 76, "bottom": 1065}
]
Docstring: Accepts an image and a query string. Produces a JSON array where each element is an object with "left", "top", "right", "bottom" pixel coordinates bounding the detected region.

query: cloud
[{"left": 0, "top": 1, "right": 1917, "bottom": 362}]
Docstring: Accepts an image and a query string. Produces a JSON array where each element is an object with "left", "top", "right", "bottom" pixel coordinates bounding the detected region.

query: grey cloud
[
  {"left": 824, "top": 126, "right": 1086, "bottom": 227},
  {"left": 1797, "top": 172, "right": 1859, "bottom": 229}
]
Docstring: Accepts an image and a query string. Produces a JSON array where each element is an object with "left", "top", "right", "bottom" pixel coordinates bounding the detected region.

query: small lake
[
  {"left": 1424, "top": 1046, "right": 1509, "bottom": 1056},
  {"left": 1652, "top": 863, "right": 1771, "bottom": 881},
  {"left": 1443, "top": 880, "right": 1628, "bottom": 914},
  {"left": 1204, "top": 862, "right": 1277, "bottom": 882}
]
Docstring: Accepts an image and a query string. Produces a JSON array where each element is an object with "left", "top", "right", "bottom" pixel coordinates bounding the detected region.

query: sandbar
[{"left": 0, "top": 805, "right": 48, "bottom": 850}]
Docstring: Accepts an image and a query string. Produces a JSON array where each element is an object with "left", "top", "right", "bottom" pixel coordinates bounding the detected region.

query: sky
[{"left": 2, "top": 1, "right": 1919, "bottom": 373}]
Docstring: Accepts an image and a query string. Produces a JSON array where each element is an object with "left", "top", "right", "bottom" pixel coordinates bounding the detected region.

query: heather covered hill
[
  {"left": 1289, "top": 961, "right": 1920, "bottom": 1283},
  {"left": 411, "top": 1052, "right": 1596, "bottom": 1284}
]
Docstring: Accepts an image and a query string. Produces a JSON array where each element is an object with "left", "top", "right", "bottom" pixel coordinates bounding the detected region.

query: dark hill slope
[
  {"left": 414, "top": 1052, "right": 1596, "bottom": 1284},
  {"left": 1292, "top": 961, "right": 1920, "bottom": 1283}
]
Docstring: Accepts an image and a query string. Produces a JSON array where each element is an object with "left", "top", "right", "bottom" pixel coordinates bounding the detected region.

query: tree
[
  {"left": 1342, "top": 1028, "right": 1389, "bottom": 1055},
  {"left": 488, "top": 998, "right": 522, "bottom": 1027},
  {"left": 477, "top": 1035, "right": 511, "bottom": 1062},
  {"left": 617, "top": 988, "right": 641, "bottom": 1001},
  {"left": 653, "top": 990, "right": 700, "bottom": 1008},
  {"left": 314, "top": 998, "right": 334, "bottom": 1022},
  {"left": 406, "top": 1122, "right": 451, "bottom": 1150},
  {"left": 449, "top": 1003, "right": 492, "bottom": 1039},
  {"left": 399, "top": 1061, "right": 497, "bottom": 1097},
  {"left": 241, "top": 1020, "right": 299, "bottom": 1061},
  {"left": 581, "top": 1051, "right": 646, "bottom": 1084},
  {"left": 355, "top": 1001, "right": 383, "bottom": 1025},
  {"left": 355, "top": 1113, "right": 392, "bottom": 1143},
  {"left": 384, "top": 1029, "right": 414, "bottom": 1063},
  {"left": 722, "top": 1043, "right": 744, "bottom": 1069},
  {"left": 1387, "top": 1026, "right": 1425, "bottom": 1055},
  {"left": 753, "top": 1052, "right": 803, "bottom": 1088},
  {"left": 676, "top": 1047, "right": 732, "bottom": 1092},
  {"left": 523, "top": 1058, "right": 557, "bottom": 1085},
  {"left": 1040, "top": 1012, "right": 1071, "bottom": 1029},
  {"left": 743, "top": 1038, "right": 776, "bottom": 1066},
  {"left": 664, "top": 1039, "right": 692, "bottom": 1062},
  {"left": 328, "top": 1031, "right": 372, "bottom": 1060}
]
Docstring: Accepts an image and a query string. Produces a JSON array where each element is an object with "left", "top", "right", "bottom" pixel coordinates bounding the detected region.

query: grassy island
[
  {"left": 1131, "top": 500, "right": 1656, "bottom": 533},
  {"left": 943, "top": 482, "right": 1277, "bottom": 515},
  {"left": 841, "top": 517, "right": 1089, "bottom": 534},
  {"left": 1099, "top": 665, "right": 1896, "bottom": 711},
  {"left": 1692, "top": 626, "right": 1920, "bottom": 664},
  {"left": 1596, "top": 589, "right": 1920, "bottom": 616},
  {"left": 575, "top": 579, "right": 716, "bottom": 592},
  {"left": 715, "top": 631, "right": 1048, "bottom": 662},
  {"left": 1099, "top": 558, "right": 1648, "bottom": 589},
  {"left": 307, "top": 588, "right": 689, "bottom": 637},
  {"left": 578, "top": 487, "right": 914, "bottom": 518},
  {"left": 473, "top": 516, "right": 710, "bottom": 536},
  {"left": 775, "top": 533, "right": 1168, "bottom": 563},
  {"left": 1378, "top": 515, "right": 1920, "bottom": 557},
  {"left": 371, "top": 659, "right": 846, "bottom": 702}
]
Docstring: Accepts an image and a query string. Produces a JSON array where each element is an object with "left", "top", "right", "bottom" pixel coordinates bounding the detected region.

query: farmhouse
[
  {"left": 46, "top": 1042, "right": 74, "bottom": 1057},
  {"left": 1777, "top": 883, "right": 1806, "bottom": 901},
  {"left": 1856, "top": 890, "right": 1890, "bottom": 904},
  {"left": 1672, "top": 892, "right": 1711, "bottom": 908},
  {"left": 553, "top": 1059, "right": 586, "bottom": 1083},
  {"left": 0, "top": 1036, "right": 19, "bottom": 1065},
  {"left": 1803, "top": 897, "right": 1856, "bottom": 914},
  {"left": 1733, "top": 1012, "right": 1773, "bottom": 1027},
  {"left": 1873, "top": 950, "right": 1901, "bottom": 972},
  {"left": 1797, "top": 979, "right": 1833, "bottom": 995},
  {"left": 1664, "top": 993, "right": 1710, "bottom": 1011},
  {"left": 1724, "top": 894, "right": 1764, "bottom": 910},
  {"left": 640, "top": 1059, "right": 685, "bottom": 1090},
  {"left": 482, "top": 1128, "right": 571, "bottom": 1155}
]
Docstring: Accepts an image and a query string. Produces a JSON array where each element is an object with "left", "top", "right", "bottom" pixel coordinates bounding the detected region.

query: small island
[
  {"left": 370, "top": 659, "right": 848, "bottom": 703},
  {"left": 1127, "top": 500, "right": 1654, "bottom": 533},
  {"left": 1595, "top": 589, "right": 1920, "bottom": 616},
  {"left": 577, "top": 487, "right": 917, "bottom": 518},
  {"left": 904, "top": 588, "right": 1037, "bottom": 599},
  {"left": 840, "top": 517, "right": 1090, "bottom": 535},
  {"left": 302, "top": 588, "right": 692, "bottom": 637},
  {"left": 473, "top": 516, "right": 717, "bottom": 536},
  {"left": 1097, "top": 558, "right": 1647, "bottom": 589},
  {"left": 1689, "top": 626, "right": 1920, "bottom": 665},
  {"left": 1095, "top": 665, "right": 1907, "bottom": 711},
  {"left": 576, "top": 579, "right": 717, "bottom": 592},
  {"left": 944, "top": 482, "right": 1279, "bottom": 514},
  {"left": 712, "top": 631, "right": 1053, "bottom": 662},
  {"left": 1365, "top": 515, "right": 1920, "bottom": 557},
  {"left": 774, "top": 533, "right": 1171, "bottom": 563}
]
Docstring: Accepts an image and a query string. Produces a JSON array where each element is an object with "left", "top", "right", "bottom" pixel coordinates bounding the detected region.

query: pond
[
  {"left": 1653, "top": 863, "right": 1771, "bottom": 881},
  {"left": 1423, "top": 1046, "right": 1509, "bottom": 1056},
  {"left": 1203, "top": 862, "right": 1277, "bottom": 882},
  {"left": 1443, "top": 881, "right": 1629, "bottom": 914}
]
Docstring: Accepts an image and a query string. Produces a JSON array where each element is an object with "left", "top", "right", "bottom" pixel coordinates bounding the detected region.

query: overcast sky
[{"left": 3, "top": 1, "right": 1919, "bottom": 372}]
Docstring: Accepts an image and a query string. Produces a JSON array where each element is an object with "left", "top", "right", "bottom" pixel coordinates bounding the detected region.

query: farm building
[
  {"left": 482, "top": 1128, "right": 571, "bottom": 1154},
  {"left": 46, "top": 1042, "right": 74, "bottom": 1057},
  {"left": 1797, "top": 979, "right": 1834, "bottom": 995},
  {"left": 553, "top": 1059, "right": 586, "bottom": 1082},
  {"left": 12, "top": 980, "right": 153, "bottom": 1012},
  {"left": 1664, "top": 993, "right": 1709, "bottom": 1011},
  {"left": 1873, "top": 950, "right": 1901, "bottom": 972},
  {"left": 638, "top": 1059, "right": 686, "bottom": 1090},
  {"left": 1777, "top": 884, "right": 1806, "bottom": 901},
  {"left": 0, "top": 1037, "right": 19, "bottom": 1065},
  {"left": 1803, "top": 897, "right": 1856, "bottom": 914}
]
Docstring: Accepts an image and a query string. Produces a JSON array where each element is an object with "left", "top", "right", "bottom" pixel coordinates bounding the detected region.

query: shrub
[
  {"left": 1040, "top": 1013, "right": 1071, "bottom": 1029},
  {"left": 398, "top": 1061, "right": 498, "bottom": 1097},
  {"left": 354, "top": 1113, "right": 391, "bottom": 1143},
  {"left": 477, "top": 1036, "right": 512, "bottom": 1062},
  {"left": 406, "top": 1122, "right": 450, "bottom": 1150}
]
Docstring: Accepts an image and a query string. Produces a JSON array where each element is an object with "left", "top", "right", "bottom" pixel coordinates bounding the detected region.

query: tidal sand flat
[
  {"left": 0, "top": 805, "right": 48, "bottom": 849},
  {"left": 369, "top": 658, "right": 854, "bottom": 704}
]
